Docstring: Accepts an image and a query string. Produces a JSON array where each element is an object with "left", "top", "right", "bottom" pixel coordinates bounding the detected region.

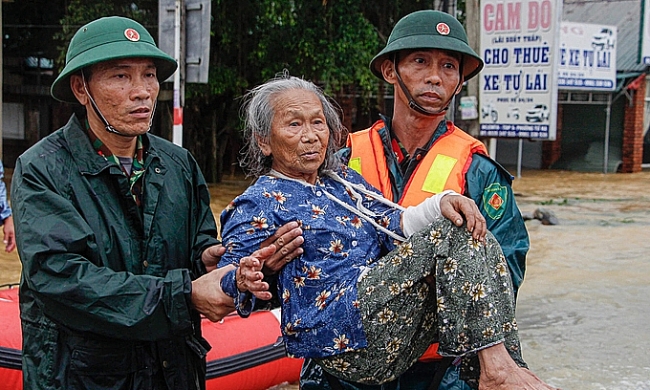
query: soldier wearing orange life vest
[{"left": 301, "top": 10, "right": 530, "bottom": 390}]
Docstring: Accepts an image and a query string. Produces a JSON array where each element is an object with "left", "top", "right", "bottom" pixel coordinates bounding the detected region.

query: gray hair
[{"left": 239, "top": 72, "right": 347, "bottom": 178}]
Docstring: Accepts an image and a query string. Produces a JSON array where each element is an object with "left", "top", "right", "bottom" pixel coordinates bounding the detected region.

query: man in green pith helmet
[
  {"left": 301, "top": 10, "right": 532, "bottom": 390},
  {"left": 10, "top": 16, "right": 302, "bottom": 389}
]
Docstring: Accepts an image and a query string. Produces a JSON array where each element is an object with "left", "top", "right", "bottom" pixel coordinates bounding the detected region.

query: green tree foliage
[
  {"left": 185, "top": 0, "right": 385, "bottom": 182},
  {"left": 252, "top": 0, "right": 380, "bottom": 94}
]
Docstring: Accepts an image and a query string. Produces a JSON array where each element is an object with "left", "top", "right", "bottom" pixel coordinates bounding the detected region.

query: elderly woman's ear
[{"left": 257, "top": 136, "right": 272, "bottom": 157}]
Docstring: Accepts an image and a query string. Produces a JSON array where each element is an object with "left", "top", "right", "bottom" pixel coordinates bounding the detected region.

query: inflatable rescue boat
[{"left": 0, "top": 286, "right": 302, "bottom": 390}]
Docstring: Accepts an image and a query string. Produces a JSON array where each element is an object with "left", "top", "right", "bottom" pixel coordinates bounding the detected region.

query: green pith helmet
[
  {"left": 51, "top": 16, "right": 178, "bottom": 103},
  {"left": 370, "top": 10, "right": 483, "bottom": 82}
]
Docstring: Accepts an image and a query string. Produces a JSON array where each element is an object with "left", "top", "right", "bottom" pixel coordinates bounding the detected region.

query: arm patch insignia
[{"left": 482, "top": 183, "right": 508, "bottom": 220}]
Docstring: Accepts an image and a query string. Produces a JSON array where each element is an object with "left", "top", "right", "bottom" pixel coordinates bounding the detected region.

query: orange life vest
[
  {"left": 347, "top": 119, "right": 488, "bottom": 362},
  {"left": 347, "top": 119, "right": 488, "bottom": 207}
]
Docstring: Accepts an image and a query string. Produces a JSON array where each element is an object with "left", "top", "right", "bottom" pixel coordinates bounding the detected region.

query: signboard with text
[
  {"left": 558, "top": 22, "right": 616, "bottom": 90},
  {"left": 479, "top": 0, "right": 561, "bottom": 140}
]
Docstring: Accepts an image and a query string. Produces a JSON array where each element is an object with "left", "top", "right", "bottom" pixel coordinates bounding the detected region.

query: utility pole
[
  {"left": 172, "top": 0, "right": 183, "bottom": 146},
  {"left": 159, "top": 0, "right": 211, "bottom": 146}
]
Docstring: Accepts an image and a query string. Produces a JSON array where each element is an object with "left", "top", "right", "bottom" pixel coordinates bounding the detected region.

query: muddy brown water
[{"left": 1, "top": 169, "right": 649, "bottom": 390}]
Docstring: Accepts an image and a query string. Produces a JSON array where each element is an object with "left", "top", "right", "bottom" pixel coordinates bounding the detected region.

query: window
[{"left": 2, "top": 103, "right": 25, "bottom": 140}]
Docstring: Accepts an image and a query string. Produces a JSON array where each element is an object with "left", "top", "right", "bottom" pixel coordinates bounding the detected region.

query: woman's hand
[
  {"left": 192, "top": 246, "right": 277, "bottom": 322},
  {"left": 237, "top": 245, "right": 277, "bottom": 301},
  {"left": 259, "top": 221, "right": 304, "bottom": 275},
  {"left": 201, "top": 221, "right": 303, "bottom": 274}
]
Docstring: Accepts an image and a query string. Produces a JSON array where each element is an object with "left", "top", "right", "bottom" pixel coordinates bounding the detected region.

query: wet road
[{"left": 1, "top": 169, "right": 649, "bottom": 389}]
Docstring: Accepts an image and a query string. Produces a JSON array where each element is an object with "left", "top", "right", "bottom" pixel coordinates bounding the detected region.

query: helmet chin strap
[
  {"left": 392, "top": 54, "right": 463, "bottom": 117},
  {"left": 81, "top": 70, "right": 156, "bottom": 137}
]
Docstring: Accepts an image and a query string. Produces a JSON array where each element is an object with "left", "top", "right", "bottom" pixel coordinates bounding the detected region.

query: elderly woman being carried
[{"left": 217, "top": 73, "right": 557, "bottom": 390}]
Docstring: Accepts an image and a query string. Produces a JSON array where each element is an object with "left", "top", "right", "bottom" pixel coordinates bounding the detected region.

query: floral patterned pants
[{"left": 316, "top": 218, "right": 526, "bottom": 386}]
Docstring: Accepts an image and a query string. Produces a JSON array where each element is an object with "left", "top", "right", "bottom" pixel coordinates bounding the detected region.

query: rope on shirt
[{"left": 268, "top": 169, "right": 408, "bottom": 242}]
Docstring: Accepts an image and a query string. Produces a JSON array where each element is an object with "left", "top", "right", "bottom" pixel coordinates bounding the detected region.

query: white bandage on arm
[{"left": 401, "top": 190, "right": 459, "bottom": 237}]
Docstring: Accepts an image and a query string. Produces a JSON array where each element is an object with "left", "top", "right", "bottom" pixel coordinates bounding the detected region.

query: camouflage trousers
[{"left": 316, "top": 218, "right": 526, "bottom": 386}]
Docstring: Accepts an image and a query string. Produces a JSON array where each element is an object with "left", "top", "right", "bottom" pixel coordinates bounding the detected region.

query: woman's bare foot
[
  {"left": 479, "top": 365, "right": 558, "bottom": 390},
  {"left": 478, "top": 343, "right": 559, "bottom": 390}
]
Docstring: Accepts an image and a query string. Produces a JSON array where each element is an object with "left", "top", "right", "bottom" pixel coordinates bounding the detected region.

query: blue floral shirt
[{"left": 219, "top": 167, "right": 404, "bottom": 359}]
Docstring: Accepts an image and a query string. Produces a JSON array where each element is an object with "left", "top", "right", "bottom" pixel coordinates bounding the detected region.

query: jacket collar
[{"left": 63, "top": 113, "right": 159, "bottom": 176}]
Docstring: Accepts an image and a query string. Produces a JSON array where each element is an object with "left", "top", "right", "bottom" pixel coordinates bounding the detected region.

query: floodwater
[
  {"left": 1, "top": 169, "right": 649, "bottom": 390},
  {"left": 510, "top": 170, "right": 650, "bottom": 390}
]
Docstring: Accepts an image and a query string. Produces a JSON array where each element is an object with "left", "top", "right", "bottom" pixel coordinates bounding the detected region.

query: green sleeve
[{"left": 465, "top": 154, "right": 529, "bottom": 297}]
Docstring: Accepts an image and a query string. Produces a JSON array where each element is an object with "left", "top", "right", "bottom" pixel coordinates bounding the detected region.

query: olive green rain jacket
[{"left": 11, "top": 114, "right": 220, "bottom": 390}]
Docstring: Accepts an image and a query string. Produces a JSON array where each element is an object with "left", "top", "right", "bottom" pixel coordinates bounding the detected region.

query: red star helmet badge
[
  {"left": 436, "top": 22, "right": 450, "bottom": 35},
  {"left": 124, "top": 28, "right": 140, "bottom": 42}
]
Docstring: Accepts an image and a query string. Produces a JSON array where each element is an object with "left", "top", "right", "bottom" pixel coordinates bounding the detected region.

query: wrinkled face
[
  {"left": 259, "top": 89, "right": 329, "bottom": 184},
  {"left": 77, "top": 58, "right": 160, "bottom": 136},
  {"left": 384, "top": 49, "right": 463, "bottom": 113}
]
